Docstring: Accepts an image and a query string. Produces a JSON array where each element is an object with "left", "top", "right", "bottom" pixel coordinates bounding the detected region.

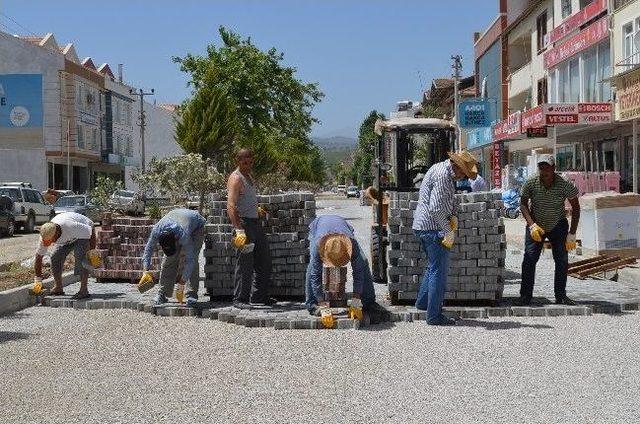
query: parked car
[
  {"left": 336, "top": 185, "right": 346, "bottom": 194},
  {"left": 110, "top": 190, "right": 145, "bottom": 216},
  {"left": 346, "top": 185, "right": 360, "bottom": 198},
  {"left": 0, "top": 183, "right": 54, "bottom": 232},
  {"left": 0, "top": 195, "right": 16, "bottom": 238},
  {"left": 54, "top": 195, "right": 102, "bottom": 223}
]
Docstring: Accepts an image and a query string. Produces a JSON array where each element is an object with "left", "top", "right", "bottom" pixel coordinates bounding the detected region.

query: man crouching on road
[
  {"left": 518, "top": 154, "right": 580, "bottom": 306},
  {"left": 413, "top": 151, "right": 478, "bottom": 325},
  {"left": 142, "top": 208, "right": 206, "bottom": 306},
  {"left": 34, "top": 212, "right": 97, "bottom": 299},
  {"left": 305, "top": 215, "right": 382, "bottom": 318}
]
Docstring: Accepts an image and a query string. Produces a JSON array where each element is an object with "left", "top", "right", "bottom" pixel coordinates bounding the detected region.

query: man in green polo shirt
[{"left": 518, "top": 154, "right": 580, "bottom": 306}]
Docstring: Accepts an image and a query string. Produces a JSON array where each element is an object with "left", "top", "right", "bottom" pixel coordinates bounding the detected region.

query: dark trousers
[
  {"left": 521, "top": 218, "right": 569, "bottom": 300},
  {"left": 233, "top": 218, "right": 272, "bottom": 303}
]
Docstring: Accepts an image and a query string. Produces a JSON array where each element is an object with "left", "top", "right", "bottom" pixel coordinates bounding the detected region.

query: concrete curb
[{"left": 0, "top": 272, "right": 79, "bottom": 316}]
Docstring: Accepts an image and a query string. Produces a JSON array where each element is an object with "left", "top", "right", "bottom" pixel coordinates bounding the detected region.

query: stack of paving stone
[
  {"left": 322, "top": 266, "right": 347, "bottom": 307},
  {"left": 204, "top": 193, "right": 315, "bottom": 298},
  {"left": 92, "top": 216, "right": 162, "bottom": 282},
  {"left": 387, "top": 191, "right": 506, "bottom": 303}
]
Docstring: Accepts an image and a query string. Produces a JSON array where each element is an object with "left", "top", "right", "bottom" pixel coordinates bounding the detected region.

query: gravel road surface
[
  {"left": 1, "top": 308, "right": 638, "bottom": 423},
  {"left": 0, "top": 232, "right": 40, "bottom": 268}
]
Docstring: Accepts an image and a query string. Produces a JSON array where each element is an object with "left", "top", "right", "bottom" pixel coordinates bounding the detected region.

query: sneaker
[
  {"left": 556, "top": 296, "right": 576, "bottom": 306},
  {"left": 186, "top": 296, "right": 198, "bottom": 307},
  {"left": 427, "top": 315, "right": 456, "bottom": 326},
  {"left": 233, "top": 301, "right": 251, "bottom": 310},
  {"left": 514, "top": 296, "right": 532, "bottom": 306},
  {"left": 363, "top": 302, "right": 388, "bottom": 315},
  {"left": 154, "top": 293, "right": 168, "bottom": 305}
]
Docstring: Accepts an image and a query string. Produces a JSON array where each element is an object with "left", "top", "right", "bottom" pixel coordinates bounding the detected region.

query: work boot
[
  {"left": 514, "top": 296, "right": 532, "bottom": 306},
  {"left": 186, "top": 296, "right": 198, "bottom": 307},
  {"left": 556, "top": 296, "right": 576, "bottom": 306},
  {"left": 427, "top": 315, "right": 456, "bottom": 326},
  {"left": 250, "top": 297, "right": 278, "bottom": 307},
  {"left": 154, "top": 293, "right": 168, "bottom": 306},
  {"left": 233, "top": 300, "right": 251, "bottom": 310}
]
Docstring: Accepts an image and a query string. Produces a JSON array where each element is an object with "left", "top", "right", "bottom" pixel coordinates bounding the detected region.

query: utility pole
[
  {"left": 451, "top": 55, "right": 463, "bottom": 152},
  {"left": 130, "top": 88, "right": 154, "bottom": 172}
]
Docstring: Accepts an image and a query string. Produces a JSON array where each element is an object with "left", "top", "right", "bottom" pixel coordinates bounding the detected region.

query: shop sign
[
  {"left": 548, "top": 0, "right": 607, "bottom": 44},
  {"left": 578, "top": 102, "right": 613, "bottom": 124},
  {"left": 492, "top": 140, "right": 503, "bottom": 189},
  {"left": 459, "top": 99, "right": 495, "bottom": 128},
  {"left": 466, "top": 126, "right": 494, "bottom": 150},
  {"left": 541, "top": 102, "right": 612, "bottom": 125},
  {"left": 527, "top": 127, "right": 548, "bottom": 138},
  {"left": 616, "top": 68, "right": 640, "bottom": 121},
  {"left": 544, "top": 16, "right": 608, "bottom": 69},
  {"left": 544, "top": 103, "right": 578, "bottom": 125},
  {"left": 521, "top": 106, "right": 545, "bottom": 131},
  {"left": 493, "top": 111, "right": 521, "bottom": 141},
  {"left": 0, "top": 74, "right": 43, "bottom": 128}
]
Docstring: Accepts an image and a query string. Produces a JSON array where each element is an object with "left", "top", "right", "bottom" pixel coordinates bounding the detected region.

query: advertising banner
[
  {"left": 492, "top": 140, "right": 503, "bottom": 189},
  {"left": 615, "top": 67, "right": 640, "bottom": 121},
  {"left": 0, "top": 74, "right": 43, "bottom": 128},
  {"left": 548, "top": 0, "right": 607, "bottom": 44},
  {"left": 521, "top": 106, "right": 545, "bottom": 131},
  {"left": 466, "top": 126, "right": 494, "bottom": 150},
  {"left": 544, "top": 17, "right": 608, "bottom": 69},
  {"left": 459, "top": 99, "right": 495, "bottom": 128},
  {"left": 493, "top": 111, "right": 521, "bottom": 141}
]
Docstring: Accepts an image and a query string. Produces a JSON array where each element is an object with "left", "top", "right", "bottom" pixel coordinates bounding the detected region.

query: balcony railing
[
  {"left": 614, "top": 0, "right": 637, "bottom": 11},
  {"left": 616, "top": 52, "right": 640, "bottom": 69}
]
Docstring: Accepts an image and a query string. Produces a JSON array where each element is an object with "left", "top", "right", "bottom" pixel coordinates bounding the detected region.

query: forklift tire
[{"left": 370, "top": 225, "right": 388, "bottom": 284}]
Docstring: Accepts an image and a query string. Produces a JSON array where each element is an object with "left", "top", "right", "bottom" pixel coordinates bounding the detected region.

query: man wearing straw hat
[
  {"left": 413, "top": 150, "right": 479, "bottom": 325},
  {"left": 305, "top": 215, "right": 378, "bottom": 316},
  {"left": 33, "top": 212, "right": 97, "bottom": 299}
]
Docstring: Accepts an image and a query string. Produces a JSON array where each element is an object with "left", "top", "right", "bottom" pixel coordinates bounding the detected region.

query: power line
[{"left": 0, "top": 12, "right": 38, "bottom": 36}]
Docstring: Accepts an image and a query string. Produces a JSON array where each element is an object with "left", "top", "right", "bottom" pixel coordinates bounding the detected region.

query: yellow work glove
[
  {"left": 348, "top": 298, "right": 363, "bottom": 321},
  {"left": 320, "top": 308, "right": 335, "bottom": 329},
  {"left": 87, "top": 249, "right": 102, "bottom": 268},
  {"left": 449, "top": 216, "right": 458, "bottom": 232},
  {"left": 174, "top": 282, "right": 185, "bottom": 304},
  {"left": 137, "top": 271, "right": 156, "bottom": 293},
  {"left": 566, "top": 233, "right": 577, "bottom": 251},
  {"left": 257, "top": 205, "right": 267, "bottom": 218},
  {"left": 233, "top": 229, "right": 247, "bottom": 249},
  {"left": 29, "top": 276, "right": 43, "bottom": 296},
  {"left": 529, "top": 224, "right": 545, "bottom": 243},
  {"left": 441, "top": 231, "right": 455, "bottom": 249}
]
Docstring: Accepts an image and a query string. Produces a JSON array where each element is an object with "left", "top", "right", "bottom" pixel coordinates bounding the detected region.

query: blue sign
[
  {"left": 459, "top": 99, "right": 495, "bottom": 129},
  {"left": 0, "top": 74, "right": 43, "bottom": 128},
  {"left": 466, "top": 126, "right": 494, "bottom": 150}
]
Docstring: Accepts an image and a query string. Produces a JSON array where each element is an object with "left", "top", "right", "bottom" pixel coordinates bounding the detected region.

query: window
[
  {"left": 559, "top": 64, "right": 569, "bottom": 102},
  {"left": 77, "top": 124, "right": 84, "bottom": 149},
  {"left": 570, "top": 58, "right": 580, "bottom": 102},
  {"left": 580, "top": 0, "right": 594, "bottom": 8},
  {"left": 92, "top": 128, "right": 99, "bottom": 151},
  {"left": 0, "top": 188, "right": 22, "bottom": 202},
  {"left": 537, "top": 78, "right": 548, "bottom": 105},
  {"left": 561, "top": 0, "right": 572, "bottom": 18},
  {"left": 548, "top": 71, "right": 557, "bottom": 103},
  {"left": 623, "top": 22, "right": 634, "bottom": 65},
  {"left": 583, "top": 48, "right": 597, "bottom": 101},
  {"left": 24, "top": 190, "right": 40, "bottom": 203},
  {"left": 598, "top": 41, "right": 611, "bottom": 101},
  {"left": 537, "top": 11, "right": 548, "bottom": 52}
]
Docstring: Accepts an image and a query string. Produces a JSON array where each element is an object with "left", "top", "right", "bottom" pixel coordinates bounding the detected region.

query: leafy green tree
[
  {"left": 89, "top": 175, "right": 123, "bottom": 212},
  {"left": 349, "top": 110, "right": 385, "bottom": 187},
  {"left": 173, "top": 26, "right": 323, "bottom": 143}
]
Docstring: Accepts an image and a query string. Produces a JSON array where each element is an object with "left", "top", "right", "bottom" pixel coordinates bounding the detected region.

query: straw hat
[
  {"left": 448, "top": 150, "right": 479, "bottom": 179},
  {"left": 319, "top": 234, "right": 353, "bottom": 267},
  {"left": 40, "top": 222, "right": 59, "bottom": 246}
]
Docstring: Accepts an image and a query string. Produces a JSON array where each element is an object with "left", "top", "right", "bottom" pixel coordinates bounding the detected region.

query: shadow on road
[
  {"left": 0, "top": 331, "right": 33, "bottom": 344},
  {"left": 455, "top": 319, "right": 553, "bottom": 330}
]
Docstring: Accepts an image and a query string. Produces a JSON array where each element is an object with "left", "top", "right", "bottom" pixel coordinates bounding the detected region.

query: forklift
[{"left": 365, "top": 117, "right": 456, "bottom": 302}]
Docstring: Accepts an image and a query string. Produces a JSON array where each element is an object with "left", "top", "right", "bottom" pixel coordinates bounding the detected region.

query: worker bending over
[
  {"left": 142, "top": 208, "right": 205, "bottom": 306},
  {"left": 34, "top": 212, "right": 97, "bottom": 299}
]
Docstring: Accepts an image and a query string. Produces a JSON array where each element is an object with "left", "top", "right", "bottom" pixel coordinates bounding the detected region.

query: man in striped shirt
[
  {"left": 519, "top": 154, "right": 580, "bottom": 306},
  {"left": 413, "top": 150, "right": 479, "bottom": 325}
]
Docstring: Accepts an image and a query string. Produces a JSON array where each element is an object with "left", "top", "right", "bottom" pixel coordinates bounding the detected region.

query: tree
[
  {"left": 349, "top": 110, "right": 385, "bottom": 187},
  {"left": 132, "top": 154, "right": 225, "bottom": 213},
  {"left": 175, "top": 86, "right": 238, "bottom": 210},
  {"left": 173, "top": 26, "right": 324, "bottom": 143},
  {"left": 89, "top": 175, "right": 123, "bottom": 212}
]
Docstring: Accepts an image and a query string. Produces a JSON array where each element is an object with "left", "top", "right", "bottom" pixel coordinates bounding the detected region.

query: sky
[{"left": 1, "top": 1, "right": 497, "bottom": 138}]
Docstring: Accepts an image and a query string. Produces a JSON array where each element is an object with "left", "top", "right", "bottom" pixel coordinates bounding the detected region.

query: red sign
[
  {"left": 521, "top": 106, "right": 544, "bottom": 131},
  {"left": 578, "top": 102, "right": 613, "bottom": 124},
  {"left": 544, "top": 16, "right": 608, "bottom": 69},
  {"left": 578, "top": 102, "right": 612, "bottom": 113},
  {"left": 547, "top": 114, "right": 579, "bottom": 124},
  {"left": 548, "top": 0, "right": 607, "bottom": 44},
  {"left": 527, "top": 127, "right": 548, "bottom": 138},
  {"left": 492, "top": 141, "right": 503, "bottom": 188},
  {"left": 493, "top": 111, "right": 521, "bottom": 141}
]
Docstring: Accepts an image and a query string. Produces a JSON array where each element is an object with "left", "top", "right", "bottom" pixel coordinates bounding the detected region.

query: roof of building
[{"left": 97, "top": 63, "right": 115, "bottom": 80}]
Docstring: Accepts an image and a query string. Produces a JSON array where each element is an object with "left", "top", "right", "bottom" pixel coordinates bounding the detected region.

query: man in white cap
[
  {"left": 34, "top": 212, "right": 97, "bottom": 299},
  {"left": 305, "top": 215, "right": 379, "bottom": 318},
  {"left": 413, "top": 150, "right": 479, "bottom": 325},
  {"left": 519, "top": 154, "right": 580, "bottom": 306}
]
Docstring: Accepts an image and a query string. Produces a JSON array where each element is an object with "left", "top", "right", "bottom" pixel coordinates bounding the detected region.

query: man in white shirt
[{"left": 34, "top": 212, "right": 96, "bottom": 299}]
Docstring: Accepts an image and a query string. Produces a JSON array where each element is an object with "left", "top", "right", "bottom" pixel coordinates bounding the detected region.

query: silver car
[{"left": 54, "top": 195, "right": 102, "bottom": 223}]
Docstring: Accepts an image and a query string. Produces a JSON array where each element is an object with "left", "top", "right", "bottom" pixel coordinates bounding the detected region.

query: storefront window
[
  {"left": 583, "top": 48, "right": 597, "bottom": 101},
  {"left": 557, "top": 146, "right": 574, "bottom": 171},
  {"left": 559, "top": 63, "right": 569, "bottom": 101},
  {"left": 549, "top": 70, "right": 557, "bottom": 103},
  {"left": 569, "top": 58, "right": 580, "bottom": 102},
  {"left": 598, "top": 42, "right": 611, "bottom": 101}
]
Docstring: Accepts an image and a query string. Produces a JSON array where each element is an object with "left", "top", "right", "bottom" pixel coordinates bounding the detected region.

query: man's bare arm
[
  {"left": 227, "top": 175, "right": 243, "bottom": 229},
  {"left": 520, "top": 197, "right": 535, "bottom": 227},
  {"left": 34, "top": 254, "right": 43, "bottom": 278},
  {"left": 90, "top": 227, "right": 96, "bottom": 249},
  {"left": 568, "top": 197, "right": 580, "bottom": 234}
]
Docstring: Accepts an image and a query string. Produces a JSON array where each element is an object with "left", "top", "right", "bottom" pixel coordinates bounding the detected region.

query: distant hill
[{"left": 313, "top": 136, "right": 357, "bottom": 167}]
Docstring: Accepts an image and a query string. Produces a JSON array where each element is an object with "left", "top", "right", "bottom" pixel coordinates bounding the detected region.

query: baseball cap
[{"left": 537, "top": 154, "right": 555, "bottom": 167}]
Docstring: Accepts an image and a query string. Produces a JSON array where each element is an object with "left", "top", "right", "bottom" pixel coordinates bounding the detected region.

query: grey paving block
[
  {"left": 486, "top": 307, "right": 511, "bottom": 317},
  {"left": 511, "top": 306, "right": 531, "bottom": 317}
]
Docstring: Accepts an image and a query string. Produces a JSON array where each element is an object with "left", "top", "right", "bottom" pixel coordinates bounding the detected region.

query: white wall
[
  {"left": 612, "top": 0, "right": 640, "bottom": 75},
  {"left": 0, "top": 148, "right": 47, "bottom": 190},
  {"left": 0, "top": 31, "right": 64, "bottom": 152}
]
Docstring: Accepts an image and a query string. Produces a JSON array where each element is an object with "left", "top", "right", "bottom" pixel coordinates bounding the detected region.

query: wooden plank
[
  {"left": 576, "top": 257, "right": 637, "bottom": 278},
  {"left": 568, "top": 255, "right": 609, "bottom": 269},
  {"left": 569, "top": 256, "right": 621, "bottom": 273}
]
